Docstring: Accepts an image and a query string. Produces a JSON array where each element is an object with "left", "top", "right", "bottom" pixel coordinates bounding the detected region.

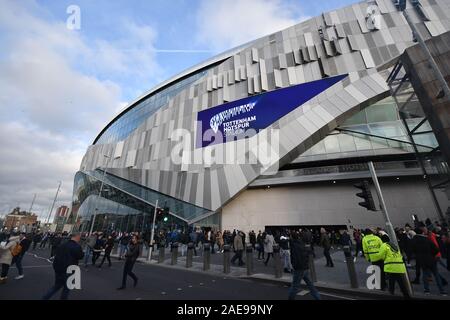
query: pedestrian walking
[
  {"left": 411, "top": 228, "right": 447, "bottom": 295},
  {"left": 249, "top": 230, "right": 256, "bottom": 250},
  {"left": 117, "top": 235, "right": 140, "bottom": 290},
  {"left": 263, "top": 231, "right": 275, "bottom": 266},
  {"left": 118, "top": 233, "right": 130, "bottom": 260},
  {"left": 0, "top": 232, "right": 21, "bottom": 284},
  {"left": 42, "top": 232, "right": 84, "bottom": 300},
  {"left": 376, "top": 234, "right": 411, "bottom": 299},
  {"left": 279, "top": 233, "right": 292, "bottom": 273},
  {"left": 32, "top": 232, "right": 42, "bottom": 251},
  {"left": 320, "top": 228, "right": 334, "bottom": 267},
  {"left": 98, "top": 235, "right": 114, "bottom": 268},
  {"left": 92, "top": 234, "right": 104, "bottom": 266},
  {"left": 50, "top": 233, "right": 62, "bottom": 259},
  {"left": 288, "top": 232, "right": 321, "bottom": 300},
  {"left": 10, "top": 232, "right": 31, "bottom": 280},
  {"left": 257, "top": 231, "right": 265, "bottom": 260},
  {"left": 231, "top": 231, "right": 245, "bottom": 266},
  {"left": 83, "top": 232, "right": 97, "bottom": 268}
]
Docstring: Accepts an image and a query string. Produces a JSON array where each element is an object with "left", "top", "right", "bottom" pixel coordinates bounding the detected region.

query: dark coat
[
  {"left": 290, "top": 239, "right": 310, "bottom": 271},
  {"left": 104, "top": 238, "right": 115, "bottom": 253},
  {"left": 411, "top": 234, "right": 438, "bottom": 269},
  {"left": 52, "top": 240, "right": 84, "bottom": 274},
  {"left": 125, "top": 243, "right": 140, "bottom": 263}
]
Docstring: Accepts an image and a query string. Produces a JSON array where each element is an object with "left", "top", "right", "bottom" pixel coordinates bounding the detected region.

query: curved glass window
[
  {"left": 95, "top": 69, "right": 208, "bottom": 145},
  {"left": 71, "top": 170, "right": 212, "bottom": 233}
]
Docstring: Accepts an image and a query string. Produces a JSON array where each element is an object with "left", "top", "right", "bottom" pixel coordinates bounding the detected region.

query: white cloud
[
  {"left": 196, "top": 0, "right": 309, "bottom": 51},
  {"left": 0, "top": 1, "right": 162, "bottom": 221}
]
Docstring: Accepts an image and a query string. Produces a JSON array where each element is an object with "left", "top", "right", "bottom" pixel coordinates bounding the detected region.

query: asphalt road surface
[{"left": 0, "top": 248, "right": 368, "bottom": 300}]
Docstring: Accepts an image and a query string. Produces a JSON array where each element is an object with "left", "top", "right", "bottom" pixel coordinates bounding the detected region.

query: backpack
[{"left": 11, "top": 243, "right": 22, "bottom": 257}]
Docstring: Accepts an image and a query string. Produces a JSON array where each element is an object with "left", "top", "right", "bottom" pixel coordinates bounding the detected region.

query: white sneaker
[{"left": 14, "top": 275, "right": 24, "bottom": 280}]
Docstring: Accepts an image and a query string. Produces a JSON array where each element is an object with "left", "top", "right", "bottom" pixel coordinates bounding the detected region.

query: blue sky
[{"left": 0, "top": 0, "right": 356, "bottom": 221}]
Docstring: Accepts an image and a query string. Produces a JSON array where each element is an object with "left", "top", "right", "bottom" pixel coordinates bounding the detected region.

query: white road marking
[
  {"left": 297, "top": 290, "right": 309, "bottom": 296},
  {"left": 11, "top": 265, "right": 53, "bottom": 269},
  {"left": 319, "top": 292, "right": 356, "bottom": 300}
]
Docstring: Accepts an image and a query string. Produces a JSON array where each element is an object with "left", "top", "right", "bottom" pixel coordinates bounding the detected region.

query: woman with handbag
[{"left": 0, "top": 232, "right": 21, "bottom": 284}]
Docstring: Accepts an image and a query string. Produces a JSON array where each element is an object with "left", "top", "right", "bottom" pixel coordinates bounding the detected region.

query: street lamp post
[
  {"left": 147, "top": 199, "right": 159, "bottom": 261},
  {"left": 89, "top": 154, "right": 111, "bottom": 235},
  {"left": 46, "top": 181, "right": 62, "bottom": 224}
]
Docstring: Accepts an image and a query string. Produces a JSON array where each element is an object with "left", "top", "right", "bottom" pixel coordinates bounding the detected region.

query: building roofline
[{"left": 93, "top": 40, "right": 256, "bottom": 144}]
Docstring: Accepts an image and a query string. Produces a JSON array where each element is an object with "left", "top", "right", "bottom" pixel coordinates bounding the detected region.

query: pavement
[
  {"left": 133, "top": 244, "right": 450, "bottom": 300},
  {"left": 0, "top": 247, "right": 367, "bottom": 300}
]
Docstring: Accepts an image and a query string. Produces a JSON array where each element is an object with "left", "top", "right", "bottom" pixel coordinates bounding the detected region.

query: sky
[{"left": 0, "top": 0, "right": 356, "bottom": 222}]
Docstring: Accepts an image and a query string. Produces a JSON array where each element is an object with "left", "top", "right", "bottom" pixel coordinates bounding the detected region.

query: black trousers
[
  {"left": 99, "top": 250, "right": 112, "bottom": 267},
  {"left": 42, "top": 273, "right": 70, "bottom": 300},
  {"left": 265, "top": 253, "right": 273, "bottom": 265},
  {"left": 121, "top": 260, "right": 137, "bottom": 288},
  {"left": 231, "top": 250, "right": 244, "bottom": 265},
  {"left": 324, "top": 248, "right": 333, "bottom": 266},
  {"left": 258, "top": 247, "right": 264, "bottom": 260},
  {"left": 50, "top": 245, "right": 58, "bottom": 258},
  {"left": 1, "top": 264, "right": 10, "bottom": 278},
  {"left": 388, "top": 273, "right": 410, "bottom": 299},
  {"left": 92, "top": 251, "right": 101, "bottom": 265}
]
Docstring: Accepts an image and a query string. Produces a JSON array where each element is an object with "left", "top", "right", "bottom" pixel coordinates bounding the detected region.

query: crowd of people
[{"left": 0, "top": 216, "right": 449, "bottom": 300}]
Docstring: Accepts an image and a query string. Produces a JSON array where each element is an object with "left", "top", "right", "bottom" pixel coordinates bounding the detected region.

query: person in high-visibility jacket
[
  {"left": 376, "top": 234, "right": 411, "bottom": 299},
  {"left": 362, "top": 229, "right": 386, "bottom": 290}
]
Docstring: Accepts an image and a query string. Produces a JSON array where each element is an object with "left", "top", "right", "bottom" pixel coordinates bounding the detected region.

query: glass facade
[
  {"left": 297, "top": 96, "right": 438, "bottom": 162},
  {"left": 71, "top": 170, "right": 212, "bottom": 233},
  {"left": 95, "top": 69, "right": 209, "bottom": 145}
]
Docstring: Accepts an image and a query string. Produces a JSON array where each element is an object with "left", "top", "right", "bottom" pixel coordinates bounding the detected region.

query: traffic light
[
  {"left": 155, "top": 207, "right": 164, "bottom": 222},
  {"left": 354, "top": 180, "right": 377, "bottom": 211},
  {"left": 163, "top": 207, "right": 170, "bottom": 222}
]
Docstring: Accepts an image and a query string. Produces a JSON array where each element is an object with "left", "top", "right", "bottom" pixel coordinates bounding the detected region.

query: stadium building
[{"left": 71, "top": 0, "right": 450, "bottom": 234}]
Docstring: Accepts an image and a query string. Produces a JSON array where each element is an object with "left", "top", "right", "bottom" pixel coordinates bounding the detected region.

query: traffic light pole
[
  {"left": 147, "top": 199, "right": 159, "bottom": 261},
  {"left": 368, "top": 161, "right": 414, "bottom": 296}
]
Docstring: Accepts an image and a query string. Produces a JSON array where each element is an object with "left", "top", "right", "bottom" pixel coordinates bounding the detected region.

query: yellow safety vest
[
  {"left": 362, "top": 234, "right": 382, "bottom": 262},
  {"left": 377, "top": 242, "right": 406, "bottom": 274}
]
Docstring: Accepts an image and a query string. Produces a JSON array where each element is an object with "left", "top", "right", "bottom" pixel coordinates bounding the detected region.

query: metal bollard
[
  {"left": 305, "top": 244, "right": 317, "bottom": 282},
  {"left": 246, "top": 244, "right": 254, "bottom": 275},
  {"left": 171, "top": 242, "right": 179, "bottom": 265},
  {"left": 273, "top": 244, "right": 282, "bottom": 278},
  {"left": 203, "top": 243, "right": 211, "bottom": 271},
  {"left": 158, "top": 244, "right": 165, "bottom": 264},
  {"left": 223, "top": 245, "right": 231, "bottom": 274},
  {"left": 186, "top": 243, "right": 194, "bottom": 268},
  {"left": 343, "top": 245, "right": 358, "bottom": 288}
]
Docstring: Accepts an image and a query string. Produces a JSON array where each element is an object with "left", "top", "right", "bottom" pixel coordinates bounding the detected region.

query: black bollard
[
  {"left": 186, "top": 242, "right": 194, "bottom": 268},
  {"left": 223, "top": 244, "right": 231, "bottom": 274},
  {"left": 305, "top": 244, "right": 317, "bottom": 282},
  {"left": 203, "top": 243, "right": 211, "bottom": 271},
  {"left": 171, "top": 242, "right": 179, "bottom": 265},
  {"left": 158, "top": 244, "right": 165, "bottom": 264},
  {"left": 343, "top": 245, "right": 358, "bottom": 288},
  {"left": 246, "top": 244, "right": 254, "bottom": 275},
  {"left": 273, "top": 244, "right": 282, "bottom": 278}
]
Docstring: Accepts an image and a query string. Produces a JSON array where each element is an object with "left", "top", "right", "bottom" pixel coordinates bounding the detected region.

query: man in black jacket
[
  {"left": 117, "top": 235, "right": 140, "bottom": 290},
  {"left": 42, "top": 232, "right": 84, "bottom": 300},
  {"left": 411, "top": 228, "right": 447, "bottom": 295},
  {"left": 288, "top": 232, "right": 321, "bottom": 300}
]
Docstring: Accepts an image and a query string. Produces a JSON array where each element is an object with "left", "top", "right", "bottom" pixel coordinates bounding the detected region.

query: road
[{"left": 0, "top": 248, "right": 367, "bottom": 300}]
